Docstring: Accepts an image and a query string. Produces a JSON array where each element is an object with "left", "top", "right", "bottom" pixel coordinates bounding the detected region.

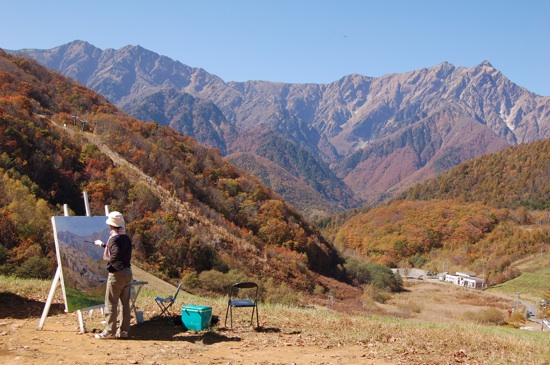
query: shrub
[
  {"left": 344, "top": 258, "right": 371, "bottom": 285},
  {"left": 406, "top": 301, "right": 422, "bottom": 313},
  {"left": 363, "top": 284, "right": 392, "bottom": 304},
  {"left": 198, "top": 270, "right": 235, "bottom": 294},
  {"left": 264, "top": 278, "right": 301, "bottom": 306},
  {"left": 181, "top": 271, "right": 200, "bottom": 289},
  {"left": 368, "top": 263, "right": 404, "bottom": 292},
  {"left": 0, "top": 264, "right": 14, "bottom": 276},
  {"left": 360, "top": 291, "right": 376, "bottom": 309},
  {"left": 0, "top": 244, "right": 7, "bottom": 264},
  {"left": 194, "top": 269, "right": 252, "bottom": 295},
  {"left": 464, "top": 307, "right": 506, "bottom": 325},
  {"left": 14, "top": 256, "right": 51, "bottom": 279},
  {"left": 313, "top": 284, "right": 326, "bottom": 295},
  {"left": 345, "top": 258, "right": 404, "bottom": 292},
  {"left": 507, "top": 311, "right": 526, "bottom": 328}
]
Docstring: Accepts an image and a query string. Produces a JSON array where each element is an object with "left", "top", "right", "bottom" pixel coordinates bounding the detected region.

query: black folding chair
[
  {"left": 155, "top": 283, "right": 182, "bottom": 319},
  {"left": 224, "top": 282, "right": 259, "bottom": 329}
]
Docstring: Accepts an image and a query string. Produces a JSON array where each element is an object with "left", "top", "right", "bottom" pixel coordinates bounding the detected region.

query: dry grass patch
[
  {"left": 380, "top": 280, "right": 516, "bottom": 327},
  {"left": 253, "top": 304, "right": 550, "bottom": 364},
  {"left": 462, "top": 307, "right": 506, "bottom": 325},
  {"left": 1, "top": 275, "right": 549, "bottom": 365},
  {"left": 456, "top": 290, "right": 511, "bottom": 309}
]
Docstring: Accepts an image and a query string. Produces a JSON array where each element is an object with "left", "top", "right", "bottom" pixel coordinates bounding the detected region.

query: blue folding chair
[
  {"left": 224, "top": 282, "right": 259, "bottom": 329},
  {"left": 155, "top": 283, "right": 182, "bottom": 319}
]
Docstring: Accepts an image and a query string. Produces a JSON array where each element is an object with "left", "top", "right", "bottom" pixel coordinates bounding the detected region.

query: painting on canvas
[{"left": 51, "top": 216, "right": 110, "bottom": 312}]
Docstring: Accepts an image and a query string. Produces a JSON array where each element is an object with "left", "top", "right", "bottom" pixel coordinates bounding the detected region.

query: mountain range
[
  {"left": 12, "top": 41, "right": 550, "bottom": 219},
  {"left": 0, "top": 48, "right": 344, "bottom": 290}
]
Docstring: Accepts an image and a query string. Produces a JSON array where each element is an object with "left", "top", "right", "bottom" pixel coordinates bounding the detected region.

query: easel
[{"left": 38, "top": 193, "right": 108, "bottom": 333}]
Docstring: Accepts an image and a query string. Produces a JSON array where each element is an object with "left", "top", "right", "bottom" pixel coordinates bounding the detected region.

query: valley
[{"left": 0, "top": 42, "right": 549, "bottom": 365}]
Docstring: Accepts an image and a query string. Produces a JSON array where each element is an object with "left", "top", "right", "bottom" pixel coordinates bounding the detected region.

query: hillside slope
[
  {"left": 326, "top": 136, "right": 550, "bottom": 284},
  {"left": 400, "top": 138, "right": 550, "bottom": 210},
  {"left": 0, "top": 49, "right": 345, "bottom": 292}
]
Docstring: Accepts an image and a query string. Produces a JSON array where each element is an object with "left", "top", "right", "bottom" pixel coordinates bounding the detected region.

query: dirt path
[{"left": 1, "top": 311, "right": 390, "bottom": 365}]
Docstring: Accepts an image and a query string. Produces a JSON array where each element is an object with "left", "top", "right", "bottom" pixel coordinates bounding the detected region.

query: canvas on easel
[{"left": 51, "top": 216, "right": 111, "bottom": 312}]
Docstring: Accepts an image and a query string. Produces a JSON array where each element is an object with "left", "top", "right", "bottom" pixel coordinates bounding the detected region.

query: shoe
[
  {"left": 95, "top": 331, "right": 115, "bottom": 339},
  {"left": 116, "top": 330, "right": 128, "bottom": 339}
]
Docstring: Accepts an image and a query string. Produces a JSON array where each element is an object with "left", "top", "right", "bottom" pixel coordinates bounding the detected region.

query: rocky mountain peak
[{"left": 12, "top": 42, "right": 550, "bottom": 215}]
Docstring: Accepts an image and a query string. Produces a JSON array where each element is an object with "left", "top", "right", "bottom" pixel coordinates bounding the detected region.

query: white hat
[{"left": 106, "top": 211, "right": 125, "bottom": 227}]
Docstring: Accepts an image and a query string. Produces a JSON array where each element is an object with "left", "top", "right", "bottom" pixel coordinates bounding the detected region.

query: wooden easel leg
[
  {"left": 77, "top": 310, "right": 86, "bottom": 333},
  {"left": 37, "top": 266, "right": 61, "bottom": 330}
]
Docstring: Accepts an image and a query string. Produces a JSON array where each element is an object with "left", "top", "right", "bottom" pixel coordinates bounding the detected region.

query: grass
[
  {"left": 515, "top": 253, "right": 550, "bottom": 272},
  {"left": 2, "top": 270, "right": 550, "bottom": 365},
  {"left": 222, "top": 304, "right": 548, "bottom": 364},
  {"left": 488, "top": 253, "right": 550, "bottom": 301},
  {"left": 0, "top": 275, "right": 54, "bottom": 298}
]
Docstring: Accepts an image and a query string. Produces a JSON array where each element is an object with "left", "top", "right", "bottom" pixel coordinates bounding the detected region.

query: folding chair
[
  {"left": 155, "top": 283, "right": 182, "bottom": 319},
  {"left": 224, "top": 282, "right": 259, "bottom": 329}
]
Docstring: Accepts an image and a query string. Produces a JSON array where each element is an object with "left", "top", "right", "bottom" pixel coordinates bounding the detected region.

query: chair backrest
[
  {"left": 233, "top": 282, "right": 257, "bottom": 289},
  {"left": 172, "top": 283, "right": 183, "bottom": 301},
  {"left": 229, "top": 282, "right": 258, "bottom": 299}
]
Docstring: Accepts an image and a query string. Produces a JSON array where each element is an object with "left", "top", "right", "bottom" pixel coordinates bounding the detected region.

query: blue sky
[
  {"left": 53, "top": 216, "right": 110, "bottom": 237},
  {"left": 2, "top": 0, "right": 549, "bottom": 95}
]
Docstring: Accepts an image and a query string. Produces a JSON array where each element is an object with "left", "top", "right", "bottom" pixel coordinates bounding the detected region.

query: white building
[{"left": 442, "top": 272, "right": 484, "bottom": 289}]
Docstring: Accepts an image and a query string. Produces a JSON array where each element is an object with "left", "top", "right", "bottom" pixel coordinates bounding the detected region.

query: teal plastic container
[{"left": 181, "top": 304, "right": 212, "bottom": 331}]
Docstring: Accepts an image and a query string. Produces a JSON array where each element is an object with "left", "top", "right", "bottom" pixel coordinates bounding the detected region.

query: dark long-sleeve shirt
[{"left": 106, "top": 234, "right": 132, "bottom": 273}]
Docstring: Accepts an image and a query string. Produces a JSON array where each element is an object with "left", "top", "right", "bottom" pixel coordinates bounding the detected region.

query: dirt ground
[
  {"left": 0, "top": 278, "right": 541, "bottom": 365},
  {"left": 0, "top": 304, "right": 389, "bottom": 365}
]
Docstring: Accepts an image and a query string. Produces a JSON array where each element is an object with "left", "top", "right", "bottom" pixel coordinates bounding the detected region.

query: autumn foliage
[
  {"left": 400, "top": 139, "right": 550, "bottom": 210},
  {"left": 0, "top": 49, "right": 344, "bottom": 293},
  {"left": 1, "top": 47, "right": 549, "bottom": 296},
  {"left": 334, "top": 199, "right": 549, "bottom": 285}
]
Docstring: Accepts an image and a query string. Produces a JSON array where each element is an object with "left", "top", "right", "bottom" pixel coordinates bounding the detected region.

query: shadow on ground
[
  {"left": 0, "top": 292, "right": 65, "bottom": 319},
  {"left": 103, "top": 317, "right": 283, "bottom": 343}
]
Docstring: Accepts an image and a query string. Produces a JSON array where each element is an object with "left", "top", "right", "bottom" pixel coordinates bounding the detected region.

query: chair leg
[
  {"left": 156, "top": 302, "right": 165, "bottom": 318},
  {"left": 250, "top": 306, "right": 259, "bottom": 328},
  {"left": 155, "top": 301, "right": 174, "bottom": 319},
  {"left": 224, "top": 305, "right": 230, "bottom": 328},
  {"left": 225, "top": 306, "right": 259, "bottom": 329},
  {"left": 163, "top": 304, "right": 174, "bottom": 318}
]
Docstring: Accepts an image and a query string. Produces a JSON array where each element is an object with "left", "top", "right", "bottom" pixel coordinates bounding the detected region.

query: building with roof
[{"left": 442, "top": 272, "right": 484, "bottom": 289}]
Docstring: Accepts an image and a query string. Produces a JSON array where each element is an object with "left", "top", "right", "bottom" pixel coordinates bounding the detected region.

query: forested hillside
[
  {"left": 400, "top": 139, "right": 550, "bottom": 210},
  {"left": 324, "top": 138, "right": 550, "bottom": 285},
  {"left": 3, "top": 46, "right": 549, "bottom": 299},
  {"left": 0, "top": 49, "right": 346, "bottom": 295}
]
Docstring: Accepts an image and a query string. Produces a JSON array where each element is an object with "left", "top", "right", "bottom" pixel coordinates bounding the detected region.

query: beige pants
[{"left": 103, "top": 267, "right": 133, "bottom": 335}]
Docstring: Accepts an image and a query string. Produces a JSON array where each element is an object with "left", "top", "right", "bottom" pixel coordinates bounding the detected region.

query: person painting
[{"left": 94, "top": 211, "right": 133, "bottom": 339}]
